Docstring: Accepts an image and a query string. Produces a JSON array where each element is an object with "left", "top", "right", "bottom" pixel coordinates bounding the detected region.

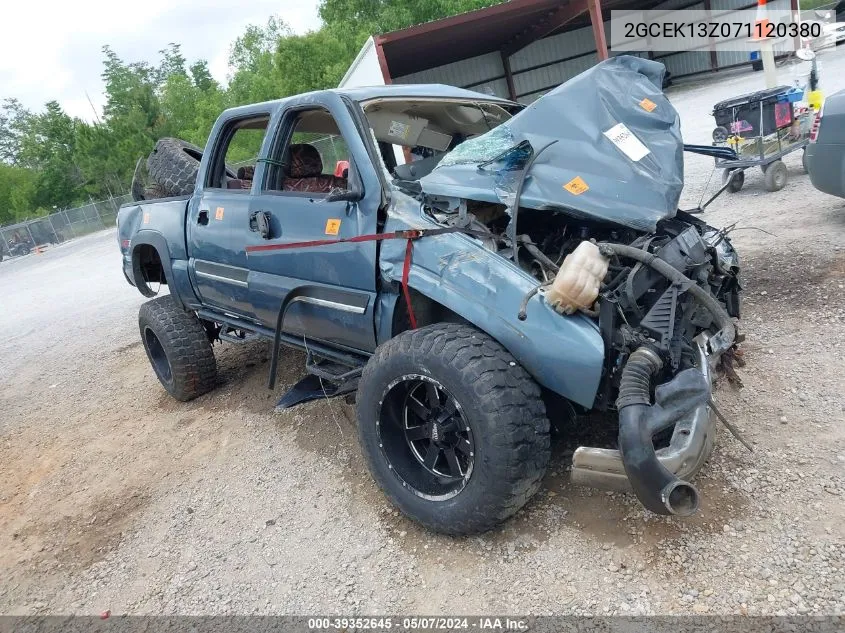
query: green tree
[
  {"left": 0, "top": 98, "right": 28, "bottom": 165},
  {"left": 0, "top": 163, "right": 37, "bottom": 223},
  {"left": 0, "top": 0, "right": 509, "bottom": 220},
  {"left": 318, "top": 0, "right": 504, "bottom": 35},
  {"left": 15, "top": 101, "right": 81, "bottom": 209}
]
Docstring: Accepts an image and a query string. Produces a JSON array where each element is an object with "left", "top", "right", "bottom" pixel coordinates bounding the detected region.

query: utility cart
[{"left": 711, "top": 85, "right": 813, "bottom": 193}]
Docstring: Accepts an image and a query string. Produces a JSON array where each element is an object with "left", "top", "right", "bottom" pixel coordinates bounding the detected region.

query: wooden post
[{"left": 587, "top": 0, "right": 608, "bottom": 61}]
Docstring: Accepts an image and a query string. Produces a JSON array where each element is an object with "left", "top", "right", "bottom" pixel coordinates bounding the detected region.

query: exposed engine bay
[
  {"left": 414, "top": 194, "right": 743, "bottom": 516},
  {"left": 423, "top": 198, "right": 741, "bottom": 392}
]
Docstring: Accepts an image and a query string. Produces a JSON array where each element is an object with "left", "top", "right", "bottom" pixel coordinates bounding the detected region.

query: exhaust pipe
[{"left": 617, "top": 346, "right": 700, "bottom": 516}]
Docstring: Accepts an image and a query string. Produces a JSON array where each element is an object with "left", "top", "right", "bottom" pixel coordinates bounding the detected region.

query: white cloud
[{"left": 0, "top": 0, "right": 322, "bottom": 120}]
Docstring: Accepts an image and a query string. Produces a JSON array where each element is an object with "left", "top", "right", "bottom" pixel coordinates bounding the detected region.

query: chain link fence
[{"left": 0, "top": 194, "right": 132, "bottom": 259}]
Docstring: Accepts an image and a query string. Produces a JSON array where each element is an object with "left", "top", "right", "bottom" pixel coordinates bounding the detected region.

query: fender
[
  {"left": 378, "top": 196, "right": 605, "bottom": 409},
  {"left": 130, "top": 230, "right": 199, "bottom": 309}
]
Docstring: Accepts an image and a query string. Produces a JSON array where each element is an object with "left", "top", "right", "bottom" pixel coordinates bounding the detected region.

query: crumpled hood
[{"left": 418, "top": 55, "right": 684, "bottom": 232}]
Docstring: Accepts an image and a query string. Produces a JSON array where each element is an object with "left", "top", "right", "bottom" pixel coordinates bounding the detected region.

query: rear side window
[{"left": 207, "top": 116, "right": 270, "bottom": 190}]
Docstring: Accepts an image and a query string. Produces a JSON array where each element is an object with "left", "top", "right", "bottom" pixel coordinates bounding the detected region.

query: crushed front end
[{"left": 405, "top": 56, "right": 743, "bottom": 515}]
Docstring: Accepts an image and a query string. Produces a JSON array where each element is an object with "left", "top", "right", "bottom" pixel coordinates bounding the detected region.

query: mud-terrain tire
[
  {"left": 143, "top": 183, "right": 168, "bottom": 200},
  {"left": 146, "top": 138, "right": 203, "bottom": 197},
  {"left": 131, "top": 157, "right": 146, "bottom": 201},
  {"left": 138, "top": 296, "right": 217, "bottom": 401},
  {"left": 356, "top": 323, "right": 550, "bottom": 535}
]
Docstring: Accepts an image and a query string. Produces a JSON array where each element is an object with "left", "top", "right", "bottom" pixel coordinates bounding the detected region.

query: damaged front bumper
[{"left": 570, "top": 338, "right": 717, "bottom": 495}]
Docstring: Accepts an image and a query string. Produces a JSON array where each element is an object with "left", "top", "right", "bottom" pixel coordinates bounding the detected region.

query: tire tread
[
  {"left": 357, "top": 323, "right": 550, "bottom": 534},
  {"left": 138, "top": 296, "right": 217, "bottom": 401}
]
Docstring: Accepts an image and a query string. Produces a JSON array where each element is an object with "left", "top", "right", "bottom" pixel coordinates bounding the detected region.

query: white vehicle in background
[
  {"left": 822, "top": 21, "right": 845, "bottom": 43},
  {"left": 802, "top": 20, "right": 836, "bottom": 50}
]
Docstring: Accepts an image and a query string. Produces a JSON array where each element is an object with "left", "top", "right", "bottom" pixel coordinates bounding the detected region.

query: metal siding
[
  {"left": 510, "top": 25, "right": 595, "bottom": 73},
  {"left": 661, "top": 51, "right": 713, "bottom": 76},
  {"left": 394, "top": 52, "right": 503, "bottom": 87},
  {"left": 391, "top": 0, "right": 790, "bottom": 102},
  {"left": 465, "top": 78, "right": 511, "bottom": 98},
  {"left": 716, "top": 49, "right": 748, "bottom": 66}
]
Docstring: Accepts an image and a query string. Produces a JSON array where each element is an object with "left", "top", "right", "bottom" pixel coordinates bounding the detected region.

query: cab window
[
  {"left": 264, "top": 108, "right": 349, "bottom": 195},
  {"left": 207, "top": 115, "right": 270, "bottom": 191}
]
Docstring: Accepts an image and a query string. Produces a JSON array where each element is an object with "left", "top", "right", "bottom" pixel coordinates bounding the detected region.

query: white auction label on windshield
[{"left": 603, "top": 123, "right": 650, "bottom": 161}]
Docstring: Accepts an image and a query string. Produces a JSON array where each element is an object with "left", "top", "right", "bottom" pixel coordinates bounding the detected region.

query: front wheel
[
  {"left": 356, "top": 323, "right": 550, "bottom": 534},
  {"left": 138, "top": 296, "right": 217, "bottom": 401}
]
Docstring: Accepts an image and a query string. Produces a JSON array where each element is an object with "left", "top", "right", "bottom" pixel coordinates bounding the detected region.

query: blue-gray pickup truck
[{"left": 117, "top": 56, "right": 742, "bottom": 534}]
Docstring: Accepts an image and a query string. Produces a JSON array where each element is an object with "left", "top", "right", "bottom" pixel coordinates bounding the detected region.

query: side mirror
[{"left": 325, "top": 157, "right": 363, "bottom": 203}]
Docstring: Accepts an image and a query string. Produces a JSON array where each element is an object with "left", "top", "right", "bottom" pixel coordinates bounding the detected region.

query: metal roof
[
  {"left": 376, "top": 0, "right": 571, "bottom": 77},
  {"left": 374, "top": 0, "right": 672, "bottom": 78}
]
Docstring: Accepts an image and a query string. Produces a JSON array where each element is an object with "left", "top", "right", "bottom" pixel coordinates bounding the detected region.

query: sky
[{"left": 0, "top": 0, "right": 322, "bottom": 121}]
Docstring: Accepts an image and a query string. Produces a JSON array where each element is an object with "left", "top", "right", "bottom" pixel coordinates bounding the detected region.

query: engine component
[
  {"left": 598, "top": 242, "right": 736, "bottom": 355},
  {"left": 616, "top": 346, "right": 702, "bottom": 516},
  {"left": 545, "top": 241, "right": 609, "bottom": 315}
]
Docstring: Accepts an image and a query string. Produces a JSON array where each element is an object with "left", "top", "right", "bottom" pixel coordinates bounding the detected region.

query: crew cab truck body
[{"left": 118, "top": 57, "right": 742, "bottom": 534}]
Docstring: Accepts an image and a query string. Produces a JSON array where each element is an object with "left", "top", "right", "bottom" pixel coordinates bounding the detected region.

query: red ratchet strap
[{"left": 245, "top": 226, "right": 488, "bottom": 329}]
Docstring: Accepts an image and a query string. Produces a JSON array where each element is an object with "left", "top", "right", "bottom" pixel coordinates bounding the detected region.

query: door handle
[
  {"left": 249, "top": 210, "right": 273, "bottom": 239},
  {"left": 198, "top": 209, "right": 209, "bottom": 225}
]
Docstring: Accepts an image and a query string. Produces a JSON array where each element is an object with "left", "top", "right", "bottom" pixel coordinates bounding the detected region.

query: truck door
[
  {"left": 187, "top": 112, "right": 271, "bottom": 319},
  {"left": 245, "top": 95, "right": 381, "bottom": 352}
]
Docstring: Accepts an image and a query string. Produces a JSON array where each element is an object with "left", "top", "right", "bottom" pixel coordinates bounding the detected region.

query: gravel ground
[{"left": 1, "top": 51, "right": 844, "bottom": 617}]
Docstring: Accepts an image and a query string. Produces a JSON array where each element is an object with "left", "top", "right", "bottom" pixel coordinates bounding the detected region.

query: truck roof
[{"left": 221, "top": 84, "right": 516, "bottom": 119}]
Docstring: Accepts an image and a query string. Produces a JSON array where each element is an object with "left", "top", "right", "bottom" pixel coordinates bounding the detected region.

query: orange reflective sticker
[
  {"left": 325, "top": 219, "right": 341, "bottom": 235},
  {"left": 215, "top": 207, "right": 224, "bottom": 221},
  {"left": 563, "top": 176, "right": 589, "bottom": 195},
  {"left": 639, "top": 98, "right": 657, "bottom": 112},
  {"left": 143, "top": 212, "right": 150, "bottom": 224}
]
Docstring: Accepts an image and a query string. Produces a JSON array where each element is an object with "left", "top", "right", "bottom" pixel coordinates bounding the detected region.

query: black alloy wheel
[{"left": 378, "top": 374, "right": 474, "bottom": 501}]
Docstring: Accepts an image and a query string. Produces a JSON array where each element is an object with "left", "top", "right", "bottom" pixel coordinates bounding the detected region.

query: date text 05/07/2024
[{"left": 307, "top": 617, "right": 529, "bottom": 630}]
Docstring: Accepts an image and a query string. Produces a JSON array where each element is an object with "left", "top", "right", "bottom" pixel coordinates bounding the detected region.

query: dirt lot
[{"left": 1, "top": 55, "right": 844, "bottom": 616}]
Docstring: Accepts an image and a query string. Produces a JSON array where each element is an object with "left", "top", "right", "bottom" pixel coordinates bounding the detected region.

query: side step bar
[{"left": 275, "top": 350, "right": 363, "bottom": 410}]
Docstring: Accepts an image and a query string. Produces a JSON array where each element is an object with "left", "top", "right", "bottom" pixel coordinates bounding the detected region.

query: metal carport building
[{"left": 340, "top": 0, "right": 800, "bottom": 103}]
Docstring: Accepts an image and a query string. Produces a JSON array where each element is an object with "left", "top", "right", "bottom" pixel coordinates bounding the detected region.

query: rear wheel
[
  {"left": 763, "top": 159, "right": 788, "bottom": 192},
  {"left": 356, "top": 323, "right": 550, "bottom": 534},
  {"left": 712, "top": 126, "right": 729, "bottom": 144},
  {"left": 138, "top": 296, "right": 217, "bottom": 401}
]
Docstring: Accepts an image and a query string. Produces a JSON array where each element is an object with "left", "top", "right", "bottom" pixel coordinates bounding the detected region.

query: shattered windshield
[
  {"left": 360, "top": 99, "right": 519, "bottom": 181},
  {"left": 419, "top": 56, "right": 686, "bottom": 233},
  {"left": 439, "top": 125, "right": 526, "bottom": 168}
]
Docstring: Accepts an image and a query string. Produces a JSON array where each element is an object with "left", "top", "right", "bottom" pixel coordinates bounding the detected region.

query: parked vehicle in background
[
  {"left": 806, "top": 90, "right": 845, "bottom": 198},
  {"left": 823, "top": 21, "right": 845, "bottom": 43},
  {"left": 118, "top": 57, "right": 743, "bottom": 535}
]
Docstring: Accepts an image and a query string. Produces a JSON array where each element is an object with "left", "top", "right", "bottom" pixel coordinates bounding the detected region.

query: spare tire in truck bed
[{"left": 146, "top": 138, "right": 203, "bottom": 197}]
